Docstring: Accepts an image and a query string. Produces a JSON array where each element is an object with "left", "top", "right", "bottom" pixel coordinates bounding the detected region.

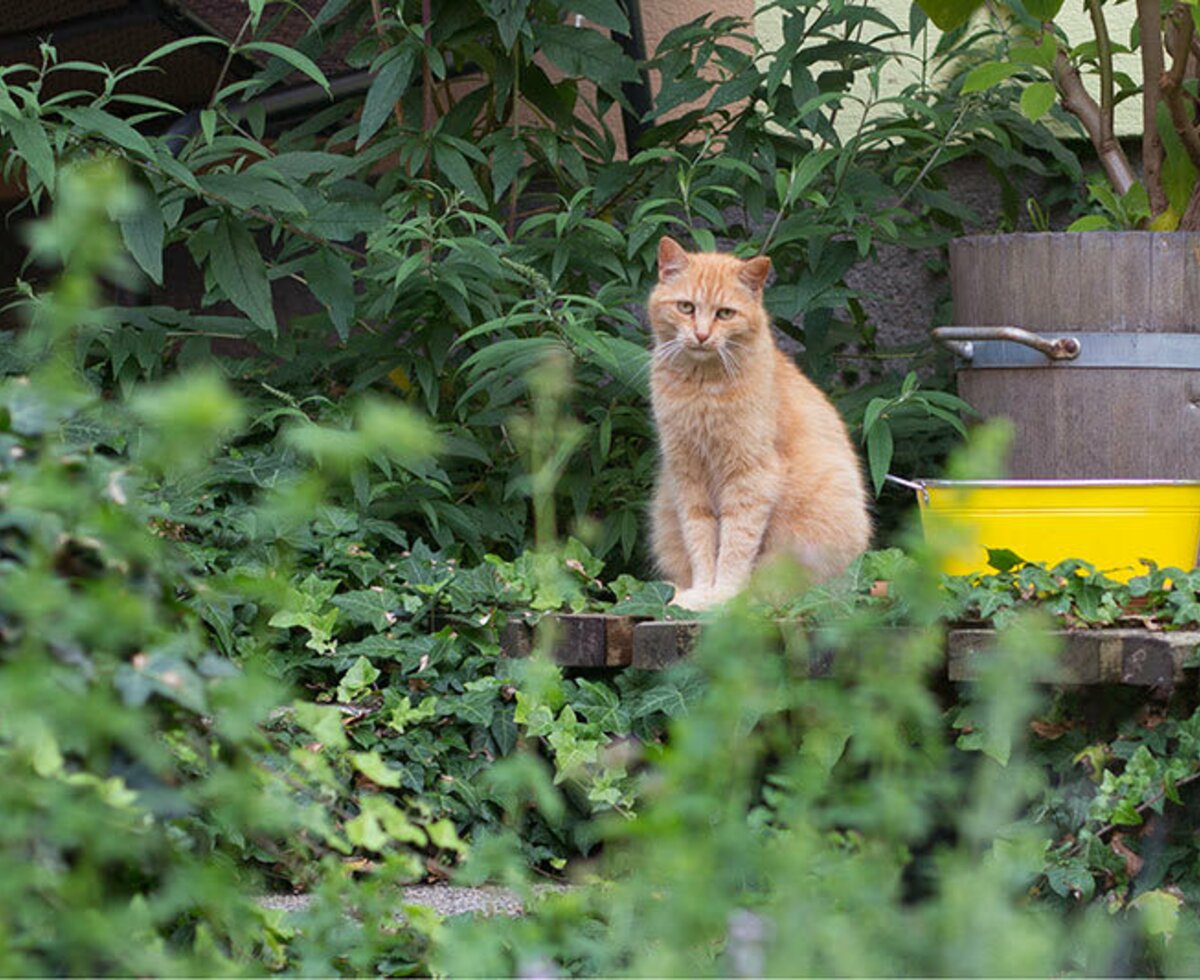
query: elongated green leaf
[
  {"left": 199, "top": 108, "right": 216, "bottom": 145},
  {"left": 1025, "top": 0, "right": 1067, "bottom": 19},
  {"left": 138, "top": 35, "right": 228, "bottom": 67},
  {"left": 210, "top": 218, "right": 276, "bottom": 335},
  {"left": 199, "top": 171, "right": 306, "bottom": 215},
  {"left": 60, "top": 106, "right": 153, "bottom": 158},
  {"left": 432, "top": 143, "right": 486, "bottom": 207},
  {"left": 532, "top": 23, "right": 638, "bottom": 91},
  {"left": 961, "top": 61, "right": 1023, "bottom": 94},
  {"left": 912, "top": 0, "right": 985, "bottom": 30},
  {"left": 488, "top": 130, "right": 524, "bottom": 201},
  {"left": 303, "top": 249, "right": 355, "bottom": 340},
  {"left": 5, "top": 115, "right": 55, "bottom": 191},
  {"left": 238, "top": 42, "right": 330, "bottom": 94},
  {"left": 1019, "top": 81, "right": 1057, "bottom": 121},
  {"left": 484, "top": 0, "right": 532, "bottom": 50},
  {"left": 302, "top": 200, "right": 385, "bottom": 241},
  {"left": 563, "top": 0, "right": 630, "bottom": 33},
  {"left": 357, "top": 50, "right": 416, "bottom": 148},
  {"left": 866, "top": 422, "right": 894, "bottom": 496},
  {"left": 119, "top": 193, "right": 164, "bottom": 285}
]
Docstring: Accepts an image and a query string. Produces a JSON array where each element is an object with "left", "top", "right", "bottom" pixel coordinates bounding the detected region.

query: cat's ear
[
  {"left": 657, "top": 236, "right": 689, "bottom": 282},
  {"left": 739, "top": 255, "right": 772, "bottom": 293}
]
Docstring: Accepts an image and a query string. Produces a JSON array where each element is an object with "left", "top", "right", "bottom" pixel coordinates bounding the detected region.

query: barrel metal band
[{"left": 956, "top": 332, "right": 1200, "bottom": 370}]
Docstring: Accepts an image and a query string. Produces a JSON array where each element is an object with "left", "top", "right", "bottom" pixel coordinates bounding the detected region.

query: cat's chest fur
[{"left": 650, "top": 363, "right": 776, "bottom": 468}]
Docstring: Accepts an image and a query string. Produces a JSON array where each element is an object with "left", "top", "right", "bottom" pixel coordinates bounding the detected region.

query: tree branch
[
  {"left": 1180, "top": 180, "right": 1200, "bottom": 230},
  {"left": 1085, "top": 0, "right": 1115, "bottom": 146},
  {"left": 1054, "top": 46, "right": 1138, "bottom": 195},
  {"left": 1161, "top": 7, "right": 1200, "bottom": 174},
  {"left": 1138, "top": 0, "right": 1168, "bottom": 216}
]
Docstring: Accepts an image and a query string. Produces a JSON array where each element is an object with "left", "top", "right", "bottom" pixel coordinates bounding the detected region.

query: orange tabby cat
[{"left": 648, "top": 236, "right": 871, "bottom": 609}]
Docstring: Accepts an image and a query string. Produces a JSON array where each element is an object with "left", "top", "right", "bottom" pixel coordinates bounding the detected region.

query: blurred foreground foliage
[{"left": 4, "top": 1, "right": 1200, "bottom": 976}]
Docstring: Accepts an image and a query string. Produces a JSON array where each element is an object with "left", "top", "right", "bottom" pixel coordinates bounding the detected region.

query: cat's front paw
[{"left": 670, "top": 587, "right": 719, "bottom": 611}]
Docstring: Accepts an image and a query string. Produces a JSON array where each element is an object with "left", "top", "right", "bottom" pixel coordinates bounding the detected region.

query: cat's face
[{"left": 648, "top": 237, "right": 771, "bottom": 368}]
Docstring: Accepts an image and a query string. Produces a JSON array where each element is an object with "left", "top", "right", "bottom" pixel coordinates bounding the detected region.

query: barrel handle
[{"left": 932, "top": 326, "right": 1082, "bottom": 362}]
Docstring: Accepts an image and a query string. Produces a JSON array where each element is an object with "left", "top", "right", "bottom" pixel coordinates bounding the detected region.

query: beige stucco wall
[{"left": 754, "top": 0, "right": 1141, "bottom": 137}]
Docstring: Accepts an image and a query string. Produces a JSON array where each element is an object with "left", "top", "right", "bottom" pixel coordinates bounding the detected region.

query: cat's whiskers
[
  {"left": 652, "top": 338, "right": 686, "bottom": 369},
  {"left": 717, "top": 338, "right": 750, "bottom": 377}
]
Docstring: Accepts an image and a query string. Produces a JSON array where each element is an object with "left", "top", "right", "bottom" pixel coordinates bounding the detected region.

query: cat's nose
[{"left": 694, "top": 325, "right": 712, "bottom": 343}]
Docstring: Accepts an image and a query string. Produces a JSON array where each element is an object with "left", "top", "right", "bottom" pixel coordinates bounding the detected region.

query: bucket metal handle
[
  {"left": 884, "top": 474, "right": 929, "bottom": 503},
  {"left": 932, "top": 326, "right": 1082, "bottom": 362}
]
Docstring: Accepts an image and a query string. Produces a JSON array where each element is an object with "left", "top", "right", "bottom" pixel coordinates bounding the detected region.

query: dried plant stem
[{"left": 1137, "top": 0, "right": 1168, "bottom": 216}]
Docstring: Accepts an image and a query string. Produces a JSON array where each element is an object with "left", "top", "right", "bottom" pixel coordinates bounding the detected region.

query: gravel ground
[{"left": 259, "top": 885, "right": 559, "bottom": 918}]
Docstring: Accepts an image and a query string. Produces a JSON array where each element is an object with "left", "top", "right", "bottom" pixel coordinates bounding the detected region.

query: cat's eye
[
  {"left": 676, "top": 301, "right": 695, "bottom": 315},
  {"left": 715, "top": 307, "right": 736, "bottom": 320}
]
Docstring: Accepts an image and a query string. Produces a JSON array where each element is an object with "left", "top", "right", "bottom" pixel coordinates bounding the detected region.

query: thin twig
[
  {"left": 896, "top": 100, "right": 970, "bottom": 208},
  {"left": 209, "top": 14, "right": 253, "bottom": 110}
]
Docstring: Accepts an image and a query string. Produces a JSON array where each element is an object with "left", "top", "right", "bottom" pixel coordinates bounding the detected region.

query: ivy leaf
[
  {"left": 986, "top": 548, "right": 1025, "bottom": 573},
  {"left": 337, "top": 656, "right": 381, "bottom": 702},
  {"left": 351, "top": 750, "right": 404, "bottom": 787},
  {"left": 1046, "top": 861, "right": 1095, "bottom": 900},
  {"left": 209, "top": 218, "right": 277, "bottom": 335},
  {"left": 1132, "top": 889, "right": 1182, "bottom": 940},
  {"left": 331, "top": 588, "right": 399, "bottom": 631},
  {"left": 630, "top": 684, "right": 688, "bottom": 720},
  {"left": 293, "top": 701, "right": 349, "bottom": 749}
]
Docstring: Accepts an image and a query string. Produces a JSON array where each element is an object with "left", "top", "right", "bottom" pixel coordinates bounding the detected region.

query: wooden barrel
[{"left": 945, "top": 232, "right": 1200, "bottom": 479}]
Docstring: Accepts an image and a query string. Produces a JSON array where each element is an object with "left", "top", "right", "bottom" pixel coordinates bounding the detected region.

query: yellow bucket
[{"left": 901, "top": 479, "right": 1200, "bottom": 579}]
